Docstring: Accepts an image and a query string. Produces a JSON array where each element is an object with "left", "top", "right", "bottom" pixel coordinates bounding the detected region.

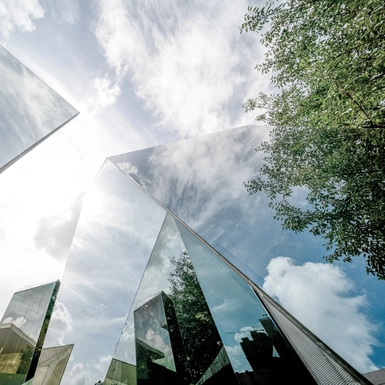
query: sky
[{"left": 0, "top": 0, "right": 384, "bottom": 383}]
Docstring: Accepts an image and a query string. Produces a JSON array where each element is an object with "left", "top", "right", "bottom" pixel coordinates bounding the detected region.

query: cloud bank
[
  {"left": 0, "top": 0, "right": 44, "bottom": 39},
  {"left": 263, "top": 257, "right": 378, "bottom": 373},
  {"left": 92, "top": 0, "right": 269, "bottom": 137}
]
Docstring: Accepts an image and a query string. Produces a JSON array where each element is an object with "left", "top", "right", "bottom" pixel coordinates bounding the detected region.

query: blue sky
[{"left": 0, "top": 0, "right": 384, "bottom": 383}]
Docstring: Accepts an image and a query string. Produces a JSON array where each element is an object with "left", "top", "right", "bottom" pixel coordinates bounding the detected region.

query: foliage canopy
[{"left": 241, "top": 0, "right": 385, "bottom": 278}]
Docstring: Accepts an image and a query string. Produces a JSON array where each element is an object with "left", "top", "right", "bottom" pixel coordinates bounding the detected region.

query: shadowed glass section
[
  {"left": 0, "top": 281, "right": 59, "bottom": 385},
  {"left": 42, "top": 160, "right": 166, "bottom": 385},
  {"left": 106, "top": 213, "right": 236, "bottom": 385},
  {"left": 104, "top": 358, "right": 136, "bottom": 385},
  {"left": 174, "top": 219, "right": 317, "bottom": 385},
  {"left": 0, "top": 45, "right": 78, "bottom": 173},
  {"left": 29, "top": 344, "right": 73, "bottom": 385},
  {"left": 134, "top": 292, "right": 187, "bottom": 384}
]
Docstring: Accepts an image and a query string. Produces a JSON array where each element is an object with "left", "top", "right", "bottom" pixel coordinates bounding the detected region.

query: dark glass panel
[{"left": 175, "top": 220, "right": 317, "bottom": 385}]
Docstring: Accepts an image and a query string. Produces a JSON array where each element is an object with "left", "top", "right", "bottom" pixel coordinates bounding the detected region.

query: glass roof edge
[
  {"left": 107, "top": 124, "right": 263, "bottom": 162},
  {"left": 0, "top": 45, "right": 80, "bottom": 114},
  {"left": 0, "top": 112, "right": 80, "bottom": 174},
  {"left": 16, "top": 279, "right": 60, "bottom": 293}
]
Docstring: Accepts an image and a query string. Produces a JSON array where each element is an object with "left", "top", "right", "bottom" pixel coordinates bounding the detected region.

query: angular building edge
[
  {"left": 108, "top": 161, "right": 374, "bottom": 385},
  {"left": 0, "top": 112, "right": 79, "bottom": 174}
]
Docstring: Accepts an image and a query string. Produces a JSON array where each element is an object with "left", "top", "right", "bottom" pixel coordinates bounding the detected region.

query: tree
[
  {"left": 241, "top": 0, "right": 385, "bottom": 278},
  {"left": 168, "top": 251, "right": 222, "bottom": 381}
]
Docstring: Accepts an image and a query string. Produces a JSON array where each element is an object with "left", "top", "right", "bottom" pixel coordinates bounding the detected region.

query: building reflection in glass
[
  {"left": 48, "top": 127, "right": 372, "bottom": 385},
  {"left": 109, "top": 212, "right": 317, "bottom": 384},
  {"left": 106, "top": 214, "right": 237, "bottom": 385},
  {"left": 134, "top": 292, "right": 188, "bottom": 385},
  {"left": 0, "top": 281, "right": 59, "bottom": 385},
  {"left": 102, "top": 208, "right": 371, "bottom": 384}
]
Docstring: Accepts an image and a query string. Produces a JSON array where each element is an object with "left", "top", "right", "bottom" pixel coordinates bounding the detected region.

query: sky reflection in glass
[
  {"left": 42, "top": 160, "right": 166, "bottom": 385},
  {"left": 0, "top": 46, "right": 78, "bottom": 173}
]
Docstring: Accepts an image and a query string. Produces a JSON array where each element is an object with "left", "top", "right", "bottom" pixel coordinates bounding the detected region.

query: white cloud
[
  {"left": 94, "top": 354, "right": 112, "bottom": 373},
  {"left": 34, "top": 194, "right": 83, "bottom": 259},
  {"left": 234, "top": 325, "right": 257, "bottom": 343},
  {"left": 2, "top": 315, "right": 27, "bottom": 328},
  {"left": 45, "top": 301, "right": 73, "bottom": 345},
  {"left": 85, "top": 77, "right": 122, "bottom": 113},
  {"left": 143, "top": 127, "right": 269, "bottom": 232},
  {"left": 0, "top": 0, "right": 44, "bottom": 39},
  {"left": 64, "top": 362, "right": 90, "bottom": 385},
  {"left": 115, "top": 325, "right": 136, "bottom": 363},
  {"left": 92, "top": 0, "right": 269, "bottom": 137},
  {"left": 115, "top": 161, "right": 138, "bottom": 177},
  {"left": 224, "top": 344, "right": 245, "bottom": 371},
  {"left": 262, "top": 257, "right": 379, "bottom": 373}
]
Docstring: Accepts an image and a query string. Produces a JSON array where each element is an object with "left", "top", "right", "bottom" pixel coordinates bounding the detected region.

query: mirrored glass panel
[
  {"left": 0, "top": 281, "right": 59, "bottom": 385},
  {"left": 108, "top": 126, "right": 312, "bottom": 283},
  {"left": 109, "top": 126, "right": 385, "bottom": 373},
  {"left": 30, "top": 344, "right": 73, "bottom": 385},
  {"left": 42, "top": 160, "right": 167, "bottom": 384},
  {"left": 0, "top": 46, "right": 78, "bottom": 173},
  {"left": 175, "top": 220, "right": 316, "bottom": 384},
  {"left": 106, "top": 213, "right": 237, "bottom": 385}
]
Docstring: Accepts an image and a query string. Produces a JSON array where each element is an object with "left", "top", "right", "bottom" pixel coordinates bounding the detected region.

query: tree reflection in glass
[{"left": 168, "top": 252, "right": 224, "bottom": 382}]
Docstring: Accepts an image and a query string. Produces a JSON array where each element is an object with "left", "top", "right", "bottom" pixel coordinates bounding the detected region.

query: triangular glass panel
[
  {"left": 174, "top": 218, "right": 318, "bottom": 384},
  {"left": 105, "top": 213, "right": 237, "bottom": 385},
  {"left": 41, "top": 160, "right": 167, "bottom": 385},
  {"left": 0, "top": 280, "right": 60, "bottom": 385},
  {"left": 30, "top": 344, "right": 73, "bottom": 385},
  {"left": 105, "top": 200, "right": 371, "bottom": 384},
  {"left": 0, "top": 46, "right": 78, "bottom": 173}
]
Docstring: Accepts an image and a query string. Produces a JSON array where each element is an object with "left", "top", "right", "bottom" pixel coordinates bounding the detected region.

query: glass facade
[
  {"left": 29, "top": 344, "right": 73, "bottom": 385},
  {"left": 32, "top": 127, "right": 376, "bottom": 384},
  {"left": 105, "top": 213, "right": 317, "bottom": 385},
  {"left": 0, "top": 46, "right": 78, "bottom": 173},
  {"left": 0, "top": 281, "right": 59, "bottom": 385}
]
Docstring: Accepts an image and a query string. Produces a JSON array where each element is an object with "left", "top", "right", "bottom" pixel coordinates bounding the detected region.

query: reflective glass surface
[
  {"left": 108, "top": 126, "right": 385, "bottom": 373},
  {"left": 175, "top": 219, "right": 316, "bottom": 384},
  {"left": 42, "top": 160, "right": 167, "bottom": 384},
  {"left": 107, "top": 213, "right": 236, "bottom": 385},
  {"left": 36, "top": 125, "right": 380, "bottom": 383},
  {"left": 0, "top": 46, "right": 78, "bottom": 173},
  {"left": 108, "top": 126, "right": 300, "bottom": 283},
  {"left": 30, "top": 344, "right": 73, "bottom": 385},
  {"left": 0, "top": 281, "right": 59, "bottom": 385}
]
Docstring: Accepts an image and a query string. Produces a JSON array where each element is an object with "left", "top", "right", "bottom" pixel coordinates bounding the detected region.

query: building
[
  {"left": 29, "top": 127, "right": 374, "bottom": 384},
  {"left": 0, "top": 47, "right": 380, "bottom": 384},
  {"left": 0, "top": 281, "right": 60, "bottom": 384}
]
